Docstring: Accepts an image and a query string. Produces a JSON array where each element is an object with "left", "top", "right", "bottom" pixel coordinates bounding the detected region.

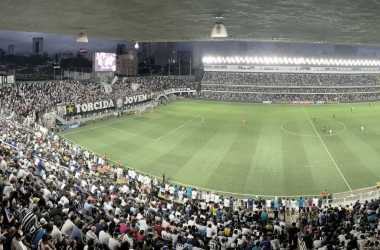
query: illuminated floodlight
[
  {"left": 77, "top": 32, "right": 88, "bottom": 42},
  {"left": 210, "top": 17, "right": 228, "bottom": 38}
]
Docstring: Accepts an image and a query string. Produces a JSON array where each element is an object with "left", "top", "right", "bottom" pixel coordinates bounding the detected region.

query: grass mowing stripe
[{"left": 301, "top": 105, "right": 352, "bottom": 191}]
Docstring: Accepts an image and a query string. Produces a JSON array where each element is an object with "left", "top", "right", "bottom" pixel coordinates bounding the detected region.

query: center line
[{"left": 301, "top": 105, "right": 352, "bottom": 191}]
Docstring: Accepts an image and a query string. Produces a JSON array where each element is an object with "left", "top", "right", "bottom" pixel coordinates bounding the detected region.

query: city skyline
[{"left": 2, "top": 30, "right": 380, "bottom": 59}]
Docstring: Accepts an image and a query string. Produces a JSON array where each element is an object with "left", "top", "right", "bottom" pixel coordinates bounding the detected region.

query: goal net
[{"left": 136, "top": 105, "right": 154, "bottom": 116}]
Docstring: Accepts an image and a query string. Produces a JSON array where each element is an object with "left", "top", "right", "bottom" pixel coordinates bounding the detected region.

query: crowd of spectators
[
  {"left": 0, "top": 76, "right": 194, "bottom": 120},
  {"left": 202, "top": 72, "right": 380, "bottom": 87},
  {"left": 1, "top": 112, "right": 380, "bottom": 250},
  {"left": 0, "top": 73, "right": 380, "bottom": 250},
  {"left": 201, "top": 72, "right": 380, "bottom": 102},
  {"left": 201, "top": 86, "right": 380, "bottom": 94}
]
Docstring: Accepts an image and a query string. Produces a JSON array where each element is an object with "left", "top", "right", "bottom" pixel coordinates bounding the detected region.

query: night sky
[{"left": 2, "top": 30, "right": 380, "bottom": 58}]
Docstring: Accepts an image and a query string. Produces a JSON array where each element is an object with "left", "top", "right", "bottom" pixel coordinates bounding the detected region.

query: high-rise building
[
  {"left": 154, "top": 42, "right": 166, "bottom": 66},
  {"left": 8, "top": 45, "right": 15, "bottom": 55},
  {"left": 192, "top": 45, "right": 202, "bottom": 69},
  {"left": 59, "top": 51, "right": 74, "bottom": 61},
  {"left": 142, "top": 42, "right": 150, "bottom": 64},
  {"left": 116, "top": 44, "right": 126, "bottom": 55},
  {"left": 165, "top": 42, "right": 177, "bottom": 64},
  {"left": 116, "top": 50, "right": 138, "bottom": 76},
  {"left": 177, "top": 51, "right": 192, "bottom": 64},
  {"left": 32, "top": 37, "right": 44, "bottom": 55}
]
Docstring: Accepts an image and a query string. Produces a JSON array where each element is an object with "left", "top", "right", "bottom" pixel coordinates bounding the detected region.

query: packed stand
[
  {"left": 0, "top": 76, "right": 195, "bottom": 120},
  {"left": 1, "top": 115, "right": 380, "bottom": 250},
  {"left": 201, "top": 92, "right": 380, "bottom": 102},
  {"left": 201, "top": 72, "right": 380, "bottom": 102},
  {"left": 202, "top": 72, "right": 380, "bottom": 87}
]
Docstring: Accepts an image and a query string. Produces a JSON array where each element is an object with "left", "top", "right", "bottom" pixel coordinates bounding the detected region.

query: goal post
[{"left": 136, "top": 105, "right": 154, "bottom": 116}]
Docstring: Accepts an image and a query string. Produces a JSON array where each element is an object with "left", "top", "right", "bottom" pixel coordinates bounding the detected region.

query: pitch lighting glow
[{"left": 202, "top": 56, "right": 380, "bottom": 67}]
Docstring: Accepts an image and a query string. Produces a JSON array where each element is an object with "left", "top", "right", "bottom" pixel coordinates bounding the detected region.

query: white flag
[
  {"left": 122, "top": 77, "right": 128, "bottom": 84},
  {"left": 111, "top": 76, "right": 118, "bottom": 85},
  {"left": 131, "top": 83, "right": 141, "bottom": 91},
  {"left": 104, "top": 84, "right": 112, "bottom": 94}
]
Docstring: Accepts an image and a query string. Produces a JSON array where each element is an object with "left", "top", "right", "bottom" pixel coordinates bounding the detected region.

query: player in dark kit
[
  {"left": 313, "top": 118, "right": 316, "bottom": 123},
  {"left": 323, "top": 126, "right": 326, "bottom": 133}
]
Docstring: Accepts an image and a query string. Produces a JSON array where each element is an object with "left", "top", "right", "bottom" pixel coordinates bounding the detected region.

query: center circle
[{"left": 281, "top": 118, "right": 346, "bottom": 137}]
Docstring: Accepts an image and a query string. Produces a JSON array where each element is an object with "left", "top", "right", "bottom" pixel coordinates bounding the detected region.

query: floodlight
[
  {"left": 77, "top": 32, "right": 88, "bottom": 42},
  {"left": 210, "top": 17, "right": 228, "bottom": 38}
]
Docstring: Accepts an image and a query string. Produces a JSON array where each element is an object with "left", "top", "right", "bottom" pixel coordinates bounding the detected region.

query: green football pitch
[{"left": 59, "top": 100, "right": 380, "bottom": 198}]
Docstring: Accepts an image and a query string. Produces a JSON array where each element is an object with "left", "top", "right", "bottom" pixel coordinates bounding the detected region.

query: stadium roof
[{"left": 2, "top": 0, "right": 380, "bottom": 45}]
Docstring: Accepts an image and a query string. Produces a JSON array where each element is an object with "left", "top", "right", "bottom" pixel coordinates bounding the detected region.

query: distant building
[
  {"left": 60, "top": 51, "right": 74, "bottom": 61},
  {"left": 177, "top": 51, "right": 191, "bottom": 64},
  {"left": 192, "top": 45, "right": 202, "bottom": 69},
  {"left": 77, "top": 48, "right": 94, "bottom": 61},
  {"left": 154, "top": 42, "right": 166, "bottom": 66},
  {"left": 116, "top": 44, "right": 126, "bottom": 55},
  {"left": 24, "top": 51, "right": 31, "bottom": 57},
  {"left": 165, "top": 42, "right": 177, "bottom": 64},
  {"left": 32, "top": 37, "right": 44, "bottom": 55},
  {"left": 8, "top": 45, "right": 15, "bottom": 55},
  {"left": 142, "top": 42, "right": 151, "bottom": 64},
  {"left": 116, "top": 50, "right": 138, "bottom": 76}
]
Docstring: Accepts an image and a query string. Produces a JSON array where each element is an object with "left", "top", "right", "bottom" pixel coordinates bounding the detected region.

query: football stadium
[{"left": 3, "top": 1, "right": 380, "bottom": 250}]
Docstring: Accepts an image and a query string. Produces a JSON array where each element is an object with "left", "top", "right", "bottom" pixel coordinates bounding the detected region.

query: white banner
[{"left": 7, "top": 75, "right": 15, "bottom": 84}]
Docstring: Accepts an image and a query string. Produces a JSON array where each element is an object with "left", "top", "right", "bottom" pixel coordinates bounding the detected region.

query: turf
[{"left": 59, "top": 100, "right": 380, "bottom": 198}]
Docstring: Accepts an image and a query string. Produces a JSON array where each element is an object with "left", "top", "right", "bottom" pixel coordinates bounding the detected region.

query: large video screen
[{"left": 95, "top": 52, "right": 116, "bottom": 72}]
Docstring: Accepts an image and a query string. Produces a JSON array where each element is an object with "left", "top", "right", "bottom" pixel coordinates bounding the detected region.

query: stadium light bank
[{"left": 202, "top": 56, "right": 380, "bottom": 66}]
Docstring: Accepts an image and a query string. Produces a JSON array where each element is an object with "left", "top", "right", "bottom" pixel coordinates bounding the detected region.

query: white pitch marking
[
  {"left": 154, "top": 109, "right": 210, "bottom": 141},
  {"left": 105, "top": 125, "right": 156, "bottom": 141},
  {"left": 301, "top": 105, "right": 352, "bottom": 191},
  {"left": 181, "top": 116, "right": 205, "bottom": 128}
]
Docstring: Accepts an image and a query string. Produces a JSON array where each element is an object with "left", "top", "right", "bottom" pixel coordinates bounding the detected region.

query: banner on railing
[
  {"left": 59, "top": 123, "right": 81, "bottom": 131},
  {"left": 0, "top": 75, "right": 15, "bottom": 84},
  {"left": 287, "top": 101, "right": 314, "bottom": 104},
  {"left": 262, "top": 101, "right": 273, "bottom": 104},
  {"left": 164, "top": 88, "right": 195, "bottom": 94},
  {"left": 65, "top": 93, "right": 154, "bottom": 114}
]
